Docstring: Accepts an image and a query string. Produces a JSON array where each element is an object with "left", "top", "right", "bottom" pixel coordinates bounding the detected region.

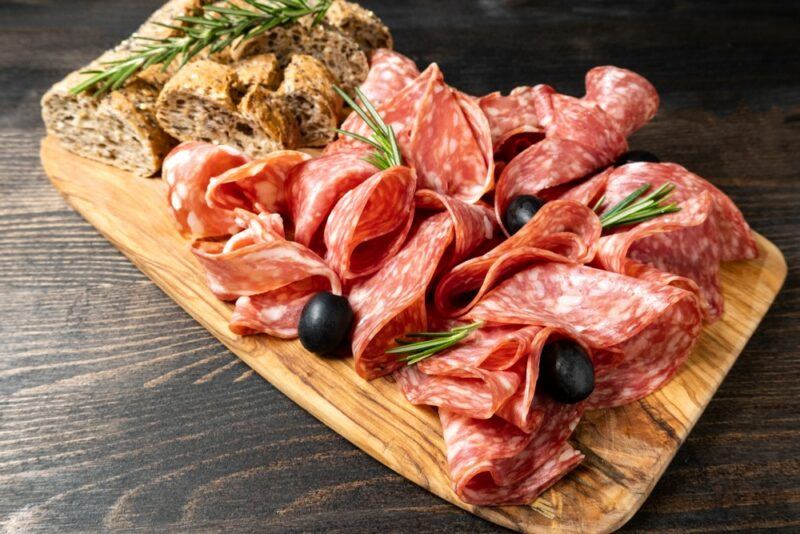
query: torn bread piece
[{"left": 325, "top": 0, "right": 393, "bottom": 54}]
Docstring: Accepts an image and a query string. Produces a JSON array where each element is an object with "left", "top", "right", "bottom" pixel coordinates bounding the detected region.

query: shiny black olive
[
  {"left": 298, "top": 292, "right": 354, "bottom": 356},
  {"left": 615, "top": 150, "right": 660, "bottom": 166},
  {"left": 540, "top": 340, "right": 594, "bottom": 404},
  {"left": 503, "top": 195, "right": 546, "bottom": 235}
]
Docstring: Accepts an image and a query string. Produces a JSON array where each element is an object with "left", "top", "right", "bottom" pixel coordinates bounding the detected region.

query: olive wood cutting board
[{"left": 40, "top": 136, "right": 787, "bottom": 533}]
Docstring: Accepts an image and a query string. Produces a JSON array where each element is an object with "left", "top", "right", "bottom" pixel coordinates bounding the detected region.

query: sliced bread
[{"left": 325, "top": 0, "right": 393, "bottom": 53}]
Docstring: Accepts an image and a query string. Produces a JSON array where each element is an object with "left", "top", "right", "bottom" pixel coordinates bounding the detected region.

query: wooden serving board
[{"left": 41, "top": 136, "right": 786, "bottom": 533}]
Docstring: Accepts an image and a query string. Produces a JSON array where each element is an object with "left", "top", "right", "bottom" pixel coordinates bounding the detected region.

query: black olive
[
  {"left": 615, "top": 150, "right": 660, "bottom": 166},
  {"left": 503, "top": 195, "right": 546, "bottom": 235},
  {"left": 298, "top": 292, "right": 354, "bottom": 356},
  {"left": 540, "top": 340, "right": 594, "bottom": 404}
]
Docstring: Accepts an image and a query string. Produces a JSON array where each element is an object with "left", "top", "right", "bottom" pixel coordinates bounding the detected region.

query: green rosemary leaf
[
  {"left": 599, "top": 182, "right": 681, "bottom": 229},
  {"left": 388, "top": 322, "right": 484, "bottom": 366}
]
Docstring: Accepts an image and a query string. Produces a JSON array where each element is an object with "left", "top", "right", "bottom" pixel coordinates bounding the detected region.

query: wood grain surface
[
  {"left": 2, "top": 1, "right": 800, "bottom": 532},
  {"left": 39, "top": 134, "right": 787, "bottom": 533}
]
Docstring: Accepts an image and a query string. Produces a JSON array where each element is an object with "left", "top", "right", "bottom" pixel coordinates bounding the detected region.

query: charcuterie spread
[{"left": 158, "top": 47, "right": 758, "bottom": 506}]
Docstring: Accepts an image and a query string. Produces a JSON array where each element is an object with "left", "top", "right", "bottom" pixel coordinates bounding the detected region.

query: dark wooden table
[{"left": 2, "top": 1, "right": 798, "bottom": 531}]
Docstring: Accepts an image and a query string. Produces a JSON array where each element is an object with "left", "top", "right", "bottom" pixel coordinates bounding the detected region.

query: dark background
[{"left": 1, "top": 0, "right": 799, "bottom": 531}]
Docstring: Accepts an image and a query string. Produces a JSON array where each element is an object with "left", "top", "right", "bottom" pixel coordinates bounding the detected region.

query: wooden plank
[{"left": 40, "top": 135, "right": 786, "bottom": 533}]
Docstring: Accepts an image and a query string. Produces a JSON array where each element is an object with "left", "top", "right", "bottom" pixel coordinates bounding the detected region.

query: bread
[
  {"left": 325, "top": 0, "right": 393, "bottom": 53},
  {"left": 155, "top": 59, "right": 299, "bottom": 155},
  {"left": 230, "top": 21, "right": 369, "bottom": 95},
  {"left": 40, "top": 0, "right": 201, "bottom": 175},
  {"left": 279, "top": 54, "right": 342, "bottom": 147},
  {"left": 41, "top": 0, "right": 392, "bottom": 175}
]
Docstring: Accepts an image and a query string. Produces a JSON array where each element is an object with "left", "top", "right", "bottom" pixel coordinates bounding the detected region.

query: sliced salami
[
  {"left": 359, "top": 48, "right": 420, "bottom": 105},
  {"left": 164, "top": 142, "right": 249, "bottom": 238},
  {"left": 494, "top": 67, "right": 659, "bottom": 229},
  {"left": 435, "top": 200, "right": 600, "bottom": 317},
  {"left": 468, "top": 262, "right": 703, "bottom": 408},
  {"left": 191, "top": 210, "right": 341, "bottom": 338},
  {"left": 440, "top": 393, "right": 584, "bottom": 505},
  {"left": 206, "top": 150, "right": 311, "bottom": 215},
  {"left": 285, "top": 148, "right": 377, "bottom": 249},
  {"left": 324, "top": 165, "right": 417, "bottom": 280}
]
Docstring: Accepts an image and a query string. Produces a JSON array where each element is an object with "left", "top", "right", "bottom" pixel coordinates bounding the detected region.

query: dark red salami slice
[
  {"left": 435, "top": 200, "right": 600, "bottom": 317},
  {"left": 164, "top": 142, "right": 249, "bottom": 238},
  {"left": 359, "top": 48, "right": 420, "bottom": 105},
  {"left": 324, "top": 165, "right": 416, "bottom": 280},
  {"left": 440, "top": 393, "right": 584, "bottom": 505},
  {"left": 467, "top": 262, "right": 703, "bottom": 408},
  {"left": 191, "top": 210, "right": 341, "bottom": 338},
  {"left": 494, "top": 67, "right": 659, "bottom": 230},
  {"left": 285, "top": 148, "right": 377, "bottom": 249},
  {"left": 206, "top": 150, "right": 311, "bottom": 215}
]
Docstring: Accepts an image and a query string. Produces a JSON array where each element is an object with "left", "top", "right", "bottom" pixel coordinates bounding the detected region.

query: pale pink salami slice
[
  {"left": 206, "top": 150, "right": 311, "bottom": 215},
  {"left": 478, "top": 86, "right": 546, "bottom": 144},
  {"left": 190, "top": 211, "right": 341, "bottom": 338},
  {"left": 359, "top": 48, "right": 420, "bottom": 105},
  {"left": 435, "top": 200, "right": 600, "bottom": 317},
  {"left": 163, "top": 142, "right": 249, "bottom": 238},
  {"left": 584, "top": 66, "right": 659, "bottom": 136},
  {"left": 468, "top": 262, "right": 703, "bottom": 408},
  {"left": 324, "top": 166, "right": 416, "bottom": 280},
  {"left": 440, "top": 393, "right": 584, "bottom": 505},
  {"left": 285, "top": 148, "right": 377, "bottom": 248}
]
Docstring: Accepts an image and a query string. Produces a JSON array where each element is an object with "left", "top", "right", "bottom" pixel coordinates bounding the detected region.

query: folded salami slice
[
  {"left": 468, "top": 262, "right": 703, "bottom": 408},
  {"left": 285, "top": 148, "right": 377, "bottom": 249},
  {"left": 435, "top": 200, "right": 600, "bottom": 317},
  {"left": 494, "top": 67, "right": 659, "bottom": 228},
  {"left": 191, "top": 210, "right": 341, "bottom": 338},
  {"left": 396, "top": 324, "right": 589, "bottom": 432},
  {"left": 358, "top": 48, "right": 420, "bottom": 105},
  {"left": 164, "top": 142, "right": 249, "bottom": 238},
  {"left": 479, "top": 86, "right": 546, "bottom": 146},
  {"left": 324, "top": 165, "right": 417, "bottom": 280},
  {"left": 206, "top": 150, "right": 311, "bottom": 215},
  {"left": 350, "top": 199, "right": 495, "bottom": 379},
  {"left": 440, "top": 393, "right": 584, "bottom": 505},
  {"left": 329, "top": 64, "right": 494, "bottom": 203},
  {"left": 563, "top": 162, "right": 758, "bottom": 319}
]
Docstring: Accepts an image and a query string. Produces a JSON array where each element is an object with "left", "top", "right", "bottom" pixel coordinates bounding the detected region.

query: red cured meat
[
  {"left": 191, "top": 210, "right": 341, "bottom": 338},
  {"left": 396, "top": 324, "right": 590, "bottom": 432},
  {"left": 479, "top": 86, "right": 546, "bottom": 145},
  {"left": 435, "top": 200, "right": 600, "bottom": 317},
  {"left": 359, "top": 48, "right": 420, "bottom": 105},
  {"left": 285, "top": 148, "right": 377, "bottom": 248},
  {"left": 468, "top": 262, "right": 703, "bottom": 408},
  {"left": 562, "top": 162, "right": 758, "bottom": 319},
  {"left": 494, "top": 67, "right": 659, "bottom": 228},
  {"left": 324, "top": 165, "right": 417, "bottom": 280},
  {"left": 328, "top": 64, "right": 494, "bottom": 203},
  {"left": 440, "top": 393, "right": 584, "bottom": 505},
  {"left": 206, "top": 150, "right": 311, "bottom": 215},
  {"left": 164, "top": 142, "right": 249, "bottom": 238}
]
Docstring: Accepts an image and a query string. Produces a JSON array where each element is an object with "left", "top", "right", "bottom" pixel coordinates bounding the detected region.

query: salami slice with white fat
[
  {"left": 324, "top": 165, "right": 417, "bottom": 280},
  {"left": 440, "top": 393, "right": 584, "bottom": 505},
  {"left": 494, "top": 67, "right": 659, "bottom": 228},
  {"left": 285, "top": 148, "right": 377, "bottom": 249},
  {"left": 191, "top": 210, "right": 341, "bottom": 338},
  {"left": 164, "top": 142, "right": 249, "bottom": 238},
  {"left": 435, "top": 200, "right": 600, "bottom": 317},
  {"left": 358, "top": 48, "right": 420, "bottom": 105},
  {"left": 468, "top": 262, "right": 703, "bottom": 408},
  {"left": 206, "top": 150, "right": 311, "bottom": 215}
]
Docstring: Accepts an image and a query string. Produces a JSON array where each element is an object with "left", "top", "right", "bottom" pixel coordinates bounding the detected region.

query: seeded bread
[
  {"left": 155, "top": 59, "right": 299, "bottom": 155},
  {"left": 278, "top": 54, "right": 342, "bottom": 147},
  {"left": 325, "top": 0, "right": 393, "bottom": 54},
  {"left": 40, "top": 0, "right": 202, "bottom": 175},
  {"left": 230, "top": 21, "right": 368, "bottom": 95}
]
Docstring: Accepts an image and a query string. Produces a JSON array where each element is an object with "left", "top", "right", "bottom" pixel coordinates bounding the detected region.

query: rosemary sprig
[
  {"left": 70, "top": 0, "right": 332, "bottom": 97},
  {"left": 387, "top": 321, "right": 484, "bottom": 366},
  {"left": 333, "top": 86, "right": 403, "bottom": 170},
  {"left": 593, "top": 182, "right": 681, "bottom": 229}
]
